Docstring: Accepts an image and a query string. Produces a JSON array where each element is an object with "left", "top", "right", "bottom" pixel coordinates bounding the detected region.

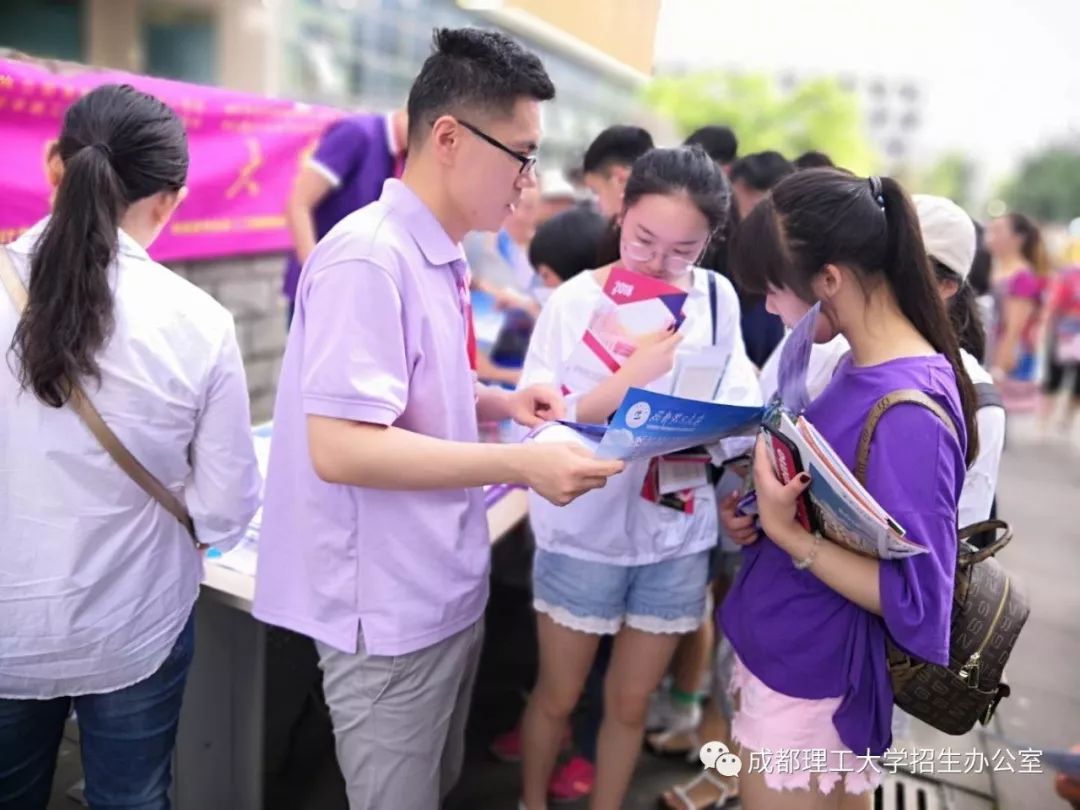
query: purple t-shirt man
[
  {"left": 255, "top": 179, "right": 489, "bottom": 656},
  {"left": 722, "top": 354, "right": 966, "bottom": 757},
  {"left": 283, "top": 113, "right": 402, "bottom": 303}
]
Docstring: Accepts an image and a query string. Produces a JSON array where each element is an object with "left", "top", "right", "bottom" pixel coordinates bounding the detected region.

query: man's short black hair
[
  {"left": 528, "top": 205, "right": 609, "bottom": 282},
  {"left": 683, "top": 125, "right": 738, "bottom": 166},
  {"left": 582, "top": 125, "right": 654, "bottom": 175},
  {"left": 794, "top": 150, "right": 835, "bottom": 170},
  {"left": 406, "top": 28, "right": 555, "bottom": 147},
  {"left": 729, "top": 150, "right": 795, "bottom": 191}
]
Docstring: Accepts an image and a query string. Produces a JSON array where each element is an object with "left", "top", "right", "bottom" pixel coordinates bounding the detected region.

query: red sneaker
[
  {"left": 548, "top": 756, "right": 595, "bottom": 804},
  {"left": 491, "top": 724, "right": 571, "bottom": 763}
]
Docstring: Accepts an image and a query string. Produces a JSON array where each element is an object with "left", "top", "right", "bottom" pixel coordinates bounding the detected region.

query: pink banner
[{"left": 0, "top": 58, "right": 344, "bottom": 262}]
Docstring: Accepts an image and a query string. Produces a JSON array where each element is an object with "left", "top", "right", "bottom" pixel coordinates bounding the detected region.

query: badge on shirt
[
  {"left": 641, "top": 450, "right": 710, "bottom": 513},
  {"left": 672, "top": 346, "right": 730, "bottom": 401},
  {"left": 658, "top": 457, "right": 710, "bottom": 494}
]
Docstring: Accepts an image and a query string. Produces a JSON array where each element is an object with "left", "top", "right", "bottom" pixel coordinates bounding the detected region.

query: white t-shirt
[
  {"left": 959, "top": 349, "right": 1005, "bottom": 527},
  {"left": 519, "top": 268, "right": 762, "bottom": 565},
  {"left": 758, "top": 331, "right": 852, "bottom": 402}
]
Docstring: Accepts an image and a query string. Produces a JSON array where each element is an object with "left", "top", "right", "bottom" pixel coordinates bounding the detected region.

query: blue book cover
[{"left": 590, "top": 388, "right": 763, "bottom": 461}]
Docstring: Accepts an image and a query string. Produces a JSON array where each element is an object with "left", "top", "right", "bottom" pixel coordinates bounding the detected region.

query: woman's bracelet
[{"left": 792, "top": 532, "right": 822, "bottom": 570}]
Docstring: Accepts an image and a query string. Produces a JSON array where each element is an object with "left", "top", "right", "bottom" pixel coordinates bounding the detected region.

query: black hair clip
[{"left": 868, "top": 176, "right": 886, "bottom": 211}]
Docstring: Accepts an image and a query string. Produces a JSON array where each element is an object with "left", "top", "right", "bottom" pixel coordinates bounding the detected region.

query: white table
[{"left": 174, "top": 486, "right": 528, "bottom": 810}]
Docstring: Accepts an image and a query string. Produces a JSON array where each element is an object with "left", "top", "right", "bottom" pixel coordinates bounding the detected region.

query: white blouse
[
  {"left": 519, "top": 268, "right": 762, "bottom": 566},
  {"left": 1, "top": 220, "right": 261, "bottom": 698}
]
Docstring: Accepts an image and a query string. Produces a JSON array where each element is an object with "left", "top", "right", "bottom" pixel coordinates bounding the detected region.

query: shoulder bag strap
[
  {"left": 707, "top": 270, "right": 719, "bottom": 346},
  {"left": 854, "top": 388, "right": 959, "bottom": 485},
  {"left": 0, "top": 246, "right": 201, "bottom": 548}
]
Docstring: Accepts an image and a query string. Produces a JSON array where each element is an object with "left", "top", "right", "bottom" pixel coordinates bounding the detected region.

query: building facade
[{"left": 1, "top": 0, "right": 661, "bottom": 418}]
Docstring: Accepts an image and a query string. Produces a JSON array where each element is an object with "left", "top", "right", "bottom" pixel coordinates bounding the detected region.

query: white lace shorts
[{"left": 730, "top": 654, "right": 884, "bottom": 796}]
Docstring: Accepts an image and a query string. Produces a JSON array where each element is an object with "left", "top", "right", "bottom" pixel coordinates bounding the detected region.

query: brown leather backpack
[{"left": 856, "top": 389, "right": 1029, "bottom": 734}]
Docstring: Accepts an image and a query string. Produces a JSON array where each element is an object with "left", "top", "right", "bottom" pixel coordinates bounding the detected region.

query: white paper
[
  {"left": 658, "top": 459, "right": 709, "bottom": 494},
  {"left": 673, "top": 346, "right": 730, "bottom": 401},
  {"left": 208, "top": 532, "right": 259, "bottom": 577}
]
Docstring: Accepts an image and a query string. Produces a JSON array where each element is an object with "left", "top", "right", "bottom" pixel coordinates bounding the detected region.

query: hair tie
[
  {"left": 868, "top": 176, "right": 885, "bottom": 211},
  {"left": 89, "top": 142, "right": 112, "bottom": 160}
]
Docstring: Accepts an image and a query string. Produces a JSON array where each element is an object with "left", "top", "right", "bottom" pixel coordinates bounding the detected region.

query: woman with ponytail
[
  {"left": 0, "top": 84, "right": 260, "bottom": 809},
  {"left": 720, "top": 169, "right": 976, "bottom": 808}
]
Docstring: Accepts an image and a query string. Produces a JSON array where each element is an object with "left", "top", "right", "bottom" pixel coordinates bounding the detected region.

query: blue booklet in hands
[
  {"left": 527, "top": 388, "right": 763, "bottom": 461},
  {"left": 595, "top": 389, "right": 763, "bottom": 460}
]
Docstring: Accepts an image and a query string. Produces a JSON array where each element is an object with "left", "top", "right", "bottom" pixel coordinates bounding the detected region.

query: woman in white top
[
  {"left": 0, "top": 84, "right": 260, "bottom": 809},
  {"left": 518, "top": 147, "right": 760, "bottom": 810},
  {"left": 912, "top": 194, "right": 1006, "bottom": 527}
]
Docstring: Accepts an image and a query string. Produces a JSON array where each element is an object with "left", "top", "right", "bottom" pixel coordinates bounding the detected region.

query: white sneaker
[{"left": 645, "top": 687, "right": 675, "bottom": 731}]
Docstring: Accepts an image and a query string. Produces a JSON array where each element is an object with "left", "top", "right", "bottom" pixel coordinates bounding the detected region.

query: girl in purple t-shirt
[{"left": 719, "top": 170, "right": 980, "bottom": 808}]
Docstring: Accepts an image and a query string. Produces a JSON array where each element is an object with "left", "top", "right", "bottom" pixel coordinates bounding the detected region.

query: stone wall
[{"left": 171, "top": 253, "right": 288, "bottom": 424}]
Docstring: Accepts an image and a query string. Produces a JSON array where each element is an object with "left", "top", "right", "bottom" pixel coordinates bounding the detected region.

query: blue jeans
[{"left": 0, "top": 613, "right": 194, "bottom": 810}]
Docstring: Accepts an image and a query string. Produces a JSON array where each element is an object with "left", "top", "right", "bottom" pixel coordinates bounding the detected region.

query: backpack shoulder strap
[
  {"left": 974, "top": 381, "right": 1004, "bottom": 411},
  {"left": 707, "top": 270, "right": 718, "bottom": 346},
  {"left": 855, "top": 388, "right": 959, "bottom": 485}
]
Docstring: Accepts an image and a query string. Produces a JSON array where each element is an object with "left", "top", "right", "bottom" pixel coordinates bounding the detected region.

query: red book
[{"left": 761, "top": 424, "right": 817, "bottom": 534}]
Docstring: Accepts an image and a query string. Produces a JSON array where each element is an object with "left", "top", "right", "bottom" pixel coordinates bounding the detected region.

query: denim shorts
[{"left": 533, "top": 548, "right": 710, "bottom": 635}]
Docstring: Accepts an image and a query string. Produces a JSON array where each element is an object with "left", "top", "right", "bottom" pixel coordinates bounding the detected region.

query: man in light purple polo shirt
[
  {"left": 283, "top": 108, "right": 407, "bottom": 319},
  {"left": 254, "top": 27, "right": 623, "bottom": 810}
]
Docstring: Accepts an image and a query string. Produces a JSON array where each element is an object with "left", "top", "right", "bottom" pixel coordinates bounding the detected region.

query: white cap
[
  {"left": 539, "top": 169, "right": 577, "bottom": 201},
  {"left": 913, "top": 194, "right": 976, "bottom": 281}
]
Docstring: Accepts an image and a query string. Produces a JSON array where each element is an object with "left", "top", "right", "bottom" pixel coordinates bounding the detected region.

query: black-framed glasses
[{"left": 457, "top": 119, "right": 537, "bottom": 175}]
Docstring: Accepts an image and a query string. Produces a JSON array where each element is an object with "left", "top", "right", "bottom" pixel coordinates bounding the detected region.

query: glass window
[
  {"left": 0, "top": 0, "right": 83, "bottom": 62},
  {"left": 143, "top": 8, "right": 219, "bottom": 85}
]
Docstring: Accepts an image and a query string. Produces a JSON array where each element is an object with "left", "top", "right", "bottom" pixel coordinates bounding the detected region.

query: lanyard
[{"left": 452, "top": 262, "right": 478, "bottom": 372}]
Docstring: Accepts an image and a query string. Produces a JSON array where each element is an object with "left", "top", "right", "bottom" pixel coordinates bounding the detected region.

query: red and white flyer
[{"left": 559, "top": 266, "right": 688, "bottom": 395}]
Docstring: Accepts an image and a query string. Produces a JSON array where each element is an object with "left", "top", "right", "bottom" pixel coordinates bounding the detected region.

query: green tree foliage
[
  {"left": 915, "top": 152, "right": 978, "bottom": 212},
  {"left": 644, "top": 71, "right": 876, "bottom": 175},
  {"left": 1002, "top": 144, "right": 1080, "bottom": 223}
]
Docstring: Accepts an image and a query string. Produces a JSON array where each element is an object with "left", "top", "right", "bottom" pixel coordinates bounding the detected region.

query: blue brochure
[
  {"left": 532, "top": 390, "right": 762, "bottom": 461},
  {"left": 585, "top": 388, "right": 763, "bottom": 461}
]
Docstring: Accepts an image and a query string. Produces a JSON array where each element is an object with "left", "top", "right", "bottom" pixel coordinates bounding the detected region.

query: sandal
[
  {"left": 658, "top": 770, "right": 737, "bottom": 810},
  {"left": 491, "top": 723, "right": 571, "bottom": 763},
  {"left": 645, "top": 726, "right": 701, "bottom": 763},
  {"left": 548, "top": 755, "right": 595, "bottom": 804},
  {"left": 645, "top": 698, "right": 702, "bottom": 758}
]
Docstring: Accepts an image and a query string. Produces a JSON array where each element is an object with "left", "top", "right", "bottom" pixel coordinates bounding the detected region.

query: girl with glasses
[{"left": 517, "top": 146, "right": 761, "bottom": 810}]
